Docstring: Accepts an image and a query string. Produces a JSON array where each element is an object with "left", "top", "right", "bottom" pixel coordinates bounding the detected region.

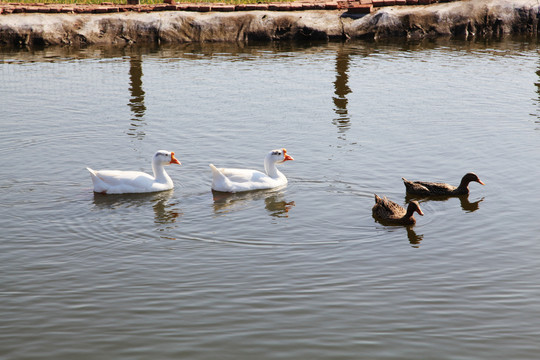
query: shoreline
[
  {"left": 0, "top": 0, "right": 539, "bottom": 46},
  {"left": 0, "top": 0, "right": 451, "bottom": 15}
]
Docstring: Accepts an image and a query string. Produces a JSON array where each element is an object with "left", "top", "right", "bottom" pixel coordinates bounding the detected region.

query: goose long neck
[
  {"left": 264, "top": 157, "right": 281, "bottom": 178},
  {"left": 152, "top": 161, "right": 171, "bottom": 183}
]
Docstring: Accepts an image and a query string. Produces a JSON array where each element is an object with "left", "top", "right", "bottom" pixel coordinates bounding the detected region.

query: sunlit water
[{"left": 1, "top": 38, "right": 540, "bottom": 359}]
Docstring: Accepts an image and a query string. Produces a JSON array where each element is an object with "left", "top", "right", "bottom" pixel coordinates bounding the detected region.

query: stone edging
[{"left": 0, "top": 0, "right": 460, "bottom": 15}]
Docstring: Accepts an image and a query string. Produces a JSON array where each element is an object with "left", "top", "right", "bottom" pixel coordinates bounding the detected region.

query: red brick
[
  {"left": 24, "top": 6, "right": 43, "bottom": 12},
  {"left": 325, "top": 2, "right": 339, "bottom": 9},
  {"left": 198, "top": 5, "right": 212, "bottom": 11},
  {"left": 152, "top": 4, "right": 169, "bottom": 11},
  {"left": 372, "top": 0, "right": 384, "bottom": 6},
  {"left": 395, "top": 0, "right": 406, "bottom": 4},
  {"left": 245, "top": 3, "right": 268, "bottom": 10},
  {"left": 347, "top": 3, "right": 372, "bottom": 13},
  {"left": 406, "top": 0, "right": 418, "bottom": 4},
  {"left": 270, "top": 3, "right": 292, "bottom": 10},
  {"left": 418, "top": 0, "right": 431, "bottom": 4},
  {"left": 301, "top": 3, "right": 316, "bottom": 9},
  {"left": 383, "top": 0, "right": 396, "bottom": 5},
  {"left": 290, "top": 3, "right": 303, "bottom": 10},
  {"left": 212, "top": 4, "right": 235, "bottom": 11}
]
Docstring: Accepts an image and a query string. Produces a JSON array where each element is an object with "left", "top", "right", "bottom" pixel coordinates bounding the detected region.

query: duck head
[
  {"left": 407, "top": 201, "right": 424, "bottom": 217},
  {"left": 461, "top": 172, "right": 485, "bottom": 186}
]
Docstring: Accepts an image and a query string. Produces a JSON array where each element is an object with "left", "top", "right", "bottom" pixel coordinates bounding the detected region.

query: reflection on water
[
  {"left": 332, "top": 44, "right": 351, "bottom": 138},
  {"left": 127, "top": 55, "right": 146, "bottom": 140},
  {"left": 212, "top": 188, "right": 295, "bottom": 218},
  {"left": 406, "top": 226, "right": 424, "bottom": 247},
  {"left": 406, "top": 194, "right": 484, "bottom": 213},
  {"left": 534, "top": 65, "right": 540, "bottom": 130},
  {"left": 92, "top": 190, "right": 180, "bottom": 224},
  {"left": 1, "top": 39, "right": 540, "bottom": 360}
]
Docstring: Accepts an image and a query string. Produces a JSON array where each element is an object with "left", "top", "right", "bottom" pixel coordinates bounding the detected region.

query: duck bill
[
  {"left": 478, "top": 180, "right": 485, "bottom": 185},
  {"left": 417, "top": 209, "right": 424, "bottom": 216},
  {"left": 170, "top": 152, "right": 181, "bottom": 165},
  {"left": 282, "top": 148, "right": 294, "bottom": 162}
]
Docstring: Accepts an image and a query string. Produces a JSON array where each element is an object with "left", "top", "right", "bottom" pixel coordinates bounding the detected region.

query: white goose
[
  {"left": 87, "top": 150, "right": 181, "bottom": 194},
  {"left": 209, "top": 148, "right": 294, "bottom": 193}
]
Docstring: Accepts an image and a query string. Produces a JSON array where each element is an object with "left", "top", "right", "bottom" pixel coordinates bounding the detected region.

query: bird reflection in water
[
  {"left": 92, "top": 190, "right": 181, "bottom": 225},
  {"left": 212, "top": 189, "right": 295, "bottom": 218},
  {"left": 332, "top": 44, "right": 352, "bottom": 139},
  {"left": 373, "top": 213, "right": 425, "bottom": 247},
  {"left": 405, "top": 194, "right": 484, "bottom": 213},
  {"left": 127, "top": 55, "right": 147, "bottom": 140},
  {"left": 406, "top": 226, "right": 424, "bottom": 248}
]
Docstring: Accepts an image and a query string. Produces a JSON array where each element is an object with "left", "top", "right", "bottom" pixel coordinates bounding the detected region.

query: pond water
[{"left": 1, "top": 38, "right": 539, "bottom": 359}]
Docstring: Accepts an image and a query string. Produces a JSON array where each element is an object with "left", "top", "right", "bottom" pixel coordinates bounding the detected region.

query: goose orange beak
[
  {"left": 170, "top": 152, "right": 181, "bottom": 165},
  {"left": 478, "top": 179, "right": 485, "bottom": 185},
  {"left": 283, "top": 148, "right": 294, "bottom": 162}
]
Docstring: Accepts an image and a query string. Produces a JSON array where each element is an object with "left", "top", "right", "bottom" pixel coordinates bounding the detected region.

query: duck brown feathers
[
  {"left": 372, "top": 194, "right": 423, "bottom": 225},
  {"left": 402, "top": 172, "right": 484, "bottom": 197}
]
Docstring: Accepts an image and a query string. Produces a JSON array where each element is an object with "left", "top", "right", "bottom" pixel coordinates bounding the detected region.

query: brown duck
[
  {"left": 402, "top": 172, "right": 484, "bottom": 197},
  {"left": 372, "top": 194, "right": 424, "bottom": 225}
]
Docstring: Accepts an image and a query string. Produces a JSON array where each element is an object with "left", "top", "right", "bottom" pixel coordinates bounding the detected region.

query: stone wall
[{"left": 0, "top": 0, "right": 538, "bottom": 46}]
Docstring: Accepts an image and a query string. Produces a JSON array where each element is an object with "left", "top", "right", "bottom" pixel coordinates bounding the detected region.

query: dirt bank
[{"left": 0, "top": 0, "right": 538, "bottom": 46}]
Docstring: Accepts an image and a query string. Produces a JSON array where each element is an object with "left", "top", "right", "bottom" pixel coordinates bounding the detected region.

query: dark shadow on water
[
  {"left": 212, "top": 188, "right": 295, "bottom": 218},
  {"left": 373, "top": 216, "right": 424, "bottom": 247},
  {"left": 406, "top": 226, "right": 424, "bottom": 248},
  {"left": 535, "top": 61, "right": 540, "bottom": 130},
  {"left": 92, "top": 190, "right": 181, "bottom": 224},
  {"left": 332, "top": 43, "right": 352, "bottom": 139},
  {"left": 405, "top": 194, "right": 484, "bottom": 213},
  {"left": 127, "top": 54, "right": 147, "bottom": 140}
]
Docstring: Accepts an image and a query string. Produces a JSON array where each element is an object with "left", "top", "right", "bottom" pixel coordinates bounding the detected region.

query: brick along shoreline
[
  {"left": 0, "top": 0, "right": 539, "bottom": 46},
  {"left": 0, "top": 0, "right": 458, "bottom": 15}
]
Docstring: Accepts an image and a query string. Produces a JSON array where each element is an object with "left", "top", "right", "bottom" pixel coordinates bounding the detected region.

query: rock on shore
[{"left": 0, "top": 0, "right": 538, "bottom": 46}]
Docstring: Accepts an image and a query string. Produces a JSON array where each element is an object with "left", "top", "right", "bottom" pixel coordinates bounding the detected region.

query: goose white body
[
  {"left": 210, "top": 148, "right": 294, "bottom": 193},
  {"left": 87, "top": 150, "right": 181, "bottom": 194}
]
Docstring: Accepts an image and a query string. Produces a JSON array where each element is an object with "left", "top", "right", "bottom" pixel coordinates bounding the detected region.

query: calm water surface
[{"left": 1, "top": 38, "right": 540, "bottom": 359}]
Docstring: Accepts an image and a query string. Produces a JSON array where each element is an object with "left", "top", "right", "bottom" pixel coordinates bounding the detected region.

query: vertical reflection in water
[
  {"left": 127, "top": 55, "right": 146, "bottom": 140},
  {"left": 332, "top": 44, "right": 352, "bottom": 139},
  {"left": 534, "top": 65, "right": 540, "bottom": 130},
  {"left": 406, "top": 226, "right": 423, "bottom": 248}
]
